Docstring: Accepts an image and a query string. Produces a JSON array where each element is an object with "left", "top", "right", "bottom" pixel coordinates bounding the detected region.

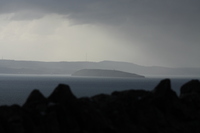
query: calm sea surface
[{"left": 0, "top": 74, "right": 199, "bottom": 105}]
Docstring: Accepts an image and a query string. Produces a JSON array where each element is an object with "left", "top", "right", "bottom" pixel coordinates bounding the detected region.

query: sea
[{"left": 0, "top": 74, "right": 199, "bottom": 106}]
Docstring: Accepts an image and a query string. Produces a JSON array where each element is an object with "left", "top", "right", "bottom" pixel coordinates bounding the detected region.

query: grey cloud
[
  {"left": 0, "top": 0, "right": 200, "bottom": 67},
  {"left": 1, "top": 0, "right": 199, "bottom": 26},
  {"left": 10, "top": 11, "right": 45, "bottom": 20}
]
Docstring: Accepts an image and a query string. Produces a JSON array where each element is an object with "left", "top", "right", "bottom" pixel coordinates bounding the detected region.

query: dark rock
[
  {"left": 112, "top": 89, "right": 151, "bottom": 102},
  {"left": 153, "top": 79, "right": 178, "bottom": 99},
  {"left": 151, "top": 79, "right": 179, "bottom": 113},
  {"left": 134, "top": 104, "right": 168, "bottom": 133},
  {"left": 0, "top": 105, "right": 25, "bottom": 133},
  {"left": 180, "top": 80, "right": 200, "bottom": 96},
  {"left": 78, "top": 97, "right": 116, "bottom": 133},
  {"left": 46, "top": 104, "right": 80, "bottom": 133},
  {"left": 47, "top": 84, "right": 84, "bottom": 132},
  {"left": 48, "top": 84, "right": 77, "bottom": 105},
  {"left": 179, "top": 93, "right": 200, "bottom": 120},
  {"left": 178, "top": 80, "right": 200, "bottom": 121},
  {"left": 43, "top": 112, "right": 60, "bottom": 133},
  {"left": 91, "top": 91, "right": 150, "bottom": 132},
  {"left": 0, "top": 124, "right": 5, "bottom": 133},
  {"left": 1, "top": 79, "right": 200, "bottom": 133},
  {"left": 23, "top": 89, "right": 47, "bottom": 111}
]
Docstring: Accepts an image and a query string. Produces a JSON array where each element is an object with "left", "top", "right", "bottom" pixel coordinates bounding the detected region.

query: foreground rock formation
[{"left": 0, "top": 79, "right": 200, "bottom": 133}]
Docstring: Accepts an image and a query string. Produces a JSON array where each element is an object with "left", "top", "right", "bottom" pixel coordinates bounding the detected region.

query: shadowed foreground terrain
[{"left": 0, "top": 79, "right": 200, "bottom": 133}]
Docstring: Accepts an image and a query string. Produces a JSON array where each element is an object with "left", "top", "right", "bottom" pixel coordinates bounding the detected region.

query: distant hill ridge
[
  {"left": 0, "top": 60, "right": 200, "bottom": 76},
  {"left": 71, "top": 69, "right": 145, "bottom": 78}
]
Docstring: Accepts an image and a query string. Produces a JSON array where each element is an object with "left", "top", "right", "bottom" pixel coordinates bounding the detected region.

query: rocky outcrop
[
  {"left": 0, "top": 79, "right": 200, "bottom": 133},
  {"left": 180, "top": 80, "right": 200, "bottom": 96},
  {"left": 48, "top": 84, "right": 77, "bottom": 104}
]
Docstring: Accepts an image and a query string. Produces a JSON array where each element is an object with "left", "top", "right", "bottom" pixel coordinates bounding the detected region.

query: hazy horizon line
[{"left": 0, "top": 58, "right": 200, "bottom": 69}]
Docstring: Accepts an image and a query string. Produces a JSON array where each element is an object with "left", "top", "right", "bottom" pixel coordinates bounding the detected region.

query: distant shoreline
[{"left": 0, "top": 60, "right": 199, "bottom": 77}]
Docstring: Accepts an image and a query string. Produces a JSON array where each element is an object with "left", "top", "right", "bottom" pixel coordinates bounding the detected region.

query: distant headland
[{"left": 71, "top": 69, "right": 145, "bottom": 78}]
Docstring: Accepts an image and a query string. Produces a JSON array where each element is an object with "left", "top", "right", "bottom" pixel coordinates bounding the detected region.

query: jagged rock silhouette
[{"left": 0, "top": 79, "right": 199, "bottom": 133}]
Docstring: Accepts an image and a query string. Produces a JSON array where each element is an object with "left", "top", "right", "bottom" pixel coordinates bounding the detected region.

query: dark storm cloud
[
  {"left": 1, "top": 0, "right": 199, "bottom": 31},
  {"left": 3, "top": 0, "right": 199, "bottom": 42},
  {"left": 1, "top": 0, "right": 200, "bottom": 67},
  {"left": 2, "top": 0, "right": 199, "bottom": 38},
  {"left": 1, "top": 0, "right": 199, "bottom": 23}
]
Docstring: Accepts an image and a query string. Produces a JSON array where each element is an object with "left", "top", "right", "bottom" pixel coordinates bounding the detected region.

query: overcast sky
[{"left": 0, "top": 0, "right": 199, "bottom": 67}]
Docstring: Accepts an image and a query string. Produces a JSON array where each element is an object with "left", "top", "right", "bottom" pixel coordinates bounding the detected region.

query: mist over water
[{"left": 0, "top": 74, "right": 199, "bottom": 105}]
